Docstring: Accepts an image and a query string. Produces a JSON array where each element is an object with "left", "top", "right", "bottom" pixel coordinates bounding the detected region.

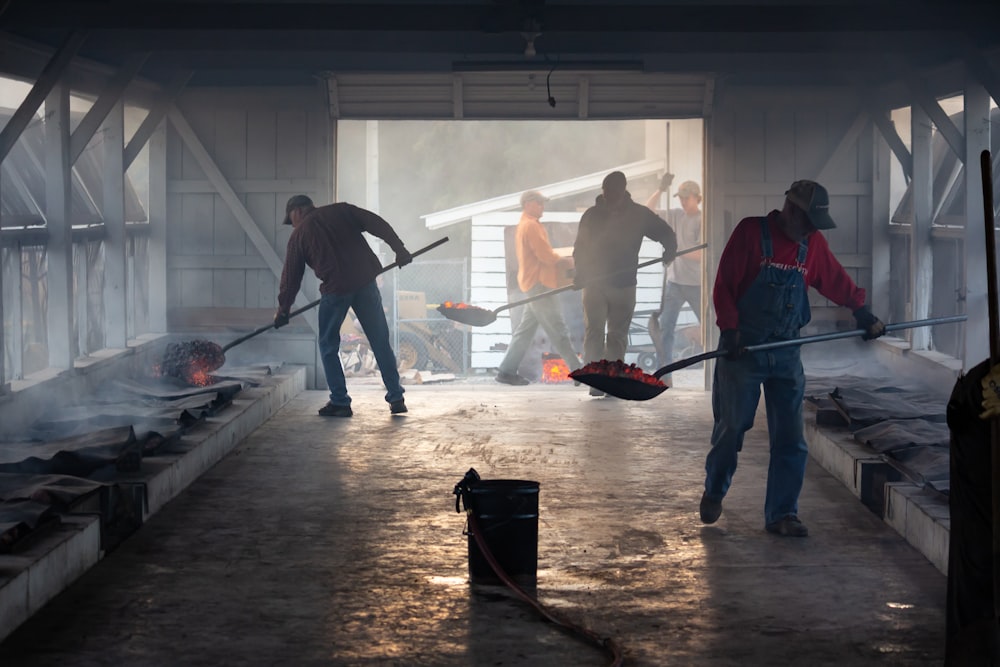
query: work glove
[
  {"left": 395, "top": 247, "right": 413, "bottom": 268},
  {"left": 273, "top": 310, "right": 290, "bottom": 329},
  {"left": 719, "top": 329, "right": 745, "bottom": 360},
  {"left": 980, "top": 365, "right": 1000, "bottom": 420},
  {"left": 659, "top": 172, "right": 675, "bottom": 192},
  {"left": 853, "top": 306, "right": 886, "bottom": 340}
]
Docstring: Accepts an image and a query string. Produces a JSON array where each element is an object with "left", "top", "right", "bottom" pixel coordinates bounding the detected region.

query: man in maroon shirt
[
  {"left": 701, "top": 180, "right": 886, "bottom": 536},
  {"left": 276, "top": 195, "right": 413, "bottom": 418}
]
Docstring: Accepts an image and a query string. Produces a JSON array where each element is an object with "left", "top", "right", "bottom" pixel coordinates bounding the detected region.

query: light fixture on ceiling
[
  {"left": 521, "top": 18, "right": 542, "bottom": 58},
  {"left": 521, "top": 30, "right": 540, "bottom": 57}
]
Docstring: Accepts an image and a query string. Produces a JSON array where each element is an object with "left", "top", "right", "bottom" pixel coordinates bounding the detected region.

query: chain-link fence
[{"left": 381, "top": 257, "right": 469, "bottom": 375}]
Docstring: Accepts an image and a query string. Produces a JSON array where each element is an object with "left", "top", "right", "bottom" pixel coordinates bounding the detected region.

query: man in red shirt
[
  {"left": 275, "top": 194, "right": 412, "bottom": 418},
  {"left": 701, "top": 180, "right": 886, "bottom": 536}
]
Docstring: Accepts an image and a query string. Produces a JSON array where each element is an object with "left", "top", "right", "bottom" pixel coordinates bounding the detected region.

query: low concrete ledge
[
  {"left": 884, "top": 483, "right": 950, "bottom": 574},
  {"left": 0, "top": 365, "right": 306, "bottom": 642},
  {"left": 805, "top": 407, "right": 949, "bottom": 575},
  {"left": 0, "top": 517, "right": 101, "bottom": 645},
  {"left": 143, "top": 366, "right": 306, "bottom": 515}
]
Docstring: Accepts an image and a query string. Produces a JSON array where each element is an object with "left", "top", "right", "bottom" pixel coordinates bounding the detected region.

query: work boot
[
  {"left": 318, "top": 403, "right": 353, "bottom": 418},
  {"left": 699, "top": 492, "right": 723, "bottom": 524},
  {"left": 765, "top": 515, "right": 809, "bottom": 537},
  {"left": 390, "top": 399, "right": 408, "bottom": 414},
  {"left": 496, "top": 371, "right": 530, "bottom": 386}
]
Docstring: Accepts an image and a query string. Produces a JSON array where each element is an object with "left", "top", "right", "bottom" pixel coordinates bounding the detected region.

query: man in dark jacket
[
  {"left": 573, "top": 171, "right": 678, "bottom": 396},
  {"left": 276, "top": 194, "right": 412, "bottom": 418}
]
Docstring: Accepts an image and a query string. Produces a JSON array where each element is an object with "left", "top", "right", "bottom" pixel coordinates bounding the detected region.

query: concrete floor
[{"left": 0, "top": 377, "right": 946, "bottom": 666}]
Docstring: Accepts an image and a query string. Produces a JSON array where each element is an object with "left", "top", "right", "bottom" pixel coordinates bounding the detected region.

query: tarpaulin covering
[
  {"left": 0, "top": 366, "right": 272, "bottom": 552},
  {"left": 805, "top": 374, "right": 952, "bottom": 496}
]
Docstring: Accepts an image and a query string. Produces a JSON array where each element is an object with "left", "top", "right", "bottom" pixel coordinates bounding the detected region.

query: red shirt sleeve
[{"left": 713, "top": 217, "right": 759, "bottom": 330}]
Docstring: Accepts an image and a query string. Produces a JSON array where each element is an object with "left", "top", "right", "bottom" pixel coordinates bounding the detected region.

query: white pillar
[
  {"left": 148, "top": 120, "right": 168, "bottom": 333},
  {"left": 103, "top": 100, "right": 128, "bottom": 348},
  {"left": 964, "top": 80, "right": 992, "bottom": 367},
  {"left": 909, "top": 106, "right": 933, "bottom": 350},
  {"left": 44, "top": 80, "right": 75, "bottom": 369}
]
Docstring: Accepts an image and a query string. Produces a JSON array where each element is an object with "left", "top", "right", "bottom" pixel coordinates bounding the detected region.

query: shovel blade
[
  {"left": 570, "top": 372, "right": 668, "bottom": 401},
  {"left": 436, "top": 304, "right": 497, "bottom": 327}
]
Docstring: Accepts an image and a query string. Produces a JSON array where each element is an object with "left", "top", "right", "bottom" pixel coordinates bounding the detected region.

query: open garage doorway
[{"left": 333, "top": 119, "right": 704, "bottom": 379}]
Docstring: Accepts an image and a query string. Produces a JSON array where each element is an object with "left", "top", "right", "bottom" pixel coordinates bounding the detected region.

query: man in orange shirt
[{"left": 496, "top": 191, "right": 581, "bottom": 385}]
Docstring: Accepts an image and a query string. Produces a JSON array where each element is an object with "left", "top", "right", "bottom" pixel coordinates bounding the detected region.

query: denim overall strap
[{"left": 735, "top": 218, "right": 811, "bottom": 344}]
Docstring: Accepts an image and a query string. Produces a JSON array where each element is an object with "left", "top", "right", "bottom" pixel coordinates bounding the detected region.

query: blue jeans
[
  {"left": 705, "top": 346, "right": 807, "bottom": 526},
  {"left": 499, "top": 285, "right": 580, "bottom": 375},
  {"left": 656, "top": 281, "right": 701, "bottom": 367},
  {"left": 318, "top": 282, "right": 404, "bottom": 407}
]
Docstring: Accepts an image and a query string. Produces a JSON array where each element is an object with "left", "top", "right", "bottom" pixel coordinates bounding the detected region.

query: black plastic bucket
[{"left": 454, "top": 469, "right": 539, "bottom": 586}]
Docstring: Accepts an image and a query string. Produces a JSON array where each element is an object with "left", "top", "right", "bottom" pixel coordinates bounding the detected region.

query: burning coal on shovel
[
  {"left": 156, "top": 339, "right": 227, "bottom": 386},
  {"left": 570, "top": 315, "right": 967, "bottom": 401}
]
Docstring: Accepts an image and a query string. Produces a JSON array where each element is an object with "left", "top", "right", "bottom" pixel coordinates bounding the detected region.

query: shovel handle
[
  {"left": 494, "top": 242, "right": 708, "bottom": 315},
  {"left": 651, "top": 314, "right": 968, "bottom": 379},
  {"left": 221, "top": 236, "right": 449, "bottom": 353},
  {"left": 980, "top": 149, "right": 1000, "bottom": 620}
]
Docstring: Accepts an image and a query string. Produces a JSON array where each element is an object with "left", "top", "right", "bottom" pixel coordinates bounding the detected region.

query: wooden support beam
[
  {"left": 4, "top": 234, "right": 24, "bottom": 380},
  {"left": 69, "top": 52, "right": 148, "bottom": 166},
  {"left": 863, "top": 102, "right": 912, "bottom": 182},
  {"left": 0, "top": 30, "right": 86, "bottom": 164},
  {"left": 910, "top": 106, "right": 933, "bottom": 350},
  {"left": 44, "top": 80, "right": 76, "bottom": 369},
  {"left": 816, "top": 111, "right": 869, "bottom": 184},
  {"left": 103, "top": 100, "right": 128, "bottom": 348},
  {"left": 964, "top": 80, "right": 992, "bottom": 365},
  {"left": 166, "top": 104, "right": 321, "bottom": 331},
  {"left": 965, "top": 47, "right": 1000, "bottom": 109},
  {"left": 124, "top": 69, "right": 192, "bottom": 170},
  {"left": 147, "top": 121, "right": 168, "bottom": 332},
  {"left": 870, "top": 118, "right": 892, "bottom": 319},
  {"left": 904, "top": 72, "right": 967, "bottom": 164}
]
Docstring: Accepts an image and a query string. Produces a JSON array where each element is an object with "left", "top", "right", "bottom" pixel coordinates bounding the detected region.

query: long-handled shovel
[
  {"left": 570, "top": 314, "right": 968, "bottom": 400},
  {"left": 979, "top": 148, "right": 1000, "bottom": 621},
  {"left": 436, "top": 243, "right": 707, "bottom": 327},
  {"left": 161, "top": 236, "right": 449, "bottom": 379}
]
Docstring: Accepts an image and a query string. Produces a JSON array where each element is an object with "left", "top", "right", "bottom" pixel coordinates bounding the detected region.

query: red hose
[{"left": 466, "top": 511, "right": 626, "bottom": 666}]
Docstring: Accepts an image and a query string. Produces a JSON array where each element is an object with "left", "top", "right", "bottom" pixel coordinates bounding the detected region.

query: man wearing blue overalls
[{"left": 700, "top": 180, "right": 886, "bottom": 536}]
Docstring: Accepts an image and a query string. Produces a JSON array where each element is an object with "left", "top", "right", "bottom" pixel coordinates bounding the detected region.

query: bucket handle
[{"left": 453, "top": 467, "right": 481, "bottom": 513}]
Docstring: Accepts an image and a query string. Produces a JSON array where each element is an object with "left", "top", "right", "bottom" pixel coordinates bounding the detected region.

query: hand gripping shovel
[
  {"left": 570, "top": 314, "right": 968, "bottom": 401},
  {"left": 160, "top": 236, "right": 449, "bottom": 380},
  {"left": 436, "top": 243, "right": 707, "bottom": 327}
]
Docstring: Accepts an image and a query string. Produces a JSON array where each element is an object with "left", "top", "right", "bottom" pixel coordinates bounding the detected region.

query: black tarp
[
  {"left": 804, "top": 374, "right": 954, "bottom": 497},
  {"left": 0, "top": 366, "right": 272, "bottom": 552}
]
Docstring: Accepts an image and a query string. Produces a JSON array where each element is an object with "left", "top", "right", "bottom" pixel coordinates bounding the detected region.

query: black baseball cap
[
  {"left": 785, "top": 180, "right": 836, "bottom": 230},
  {"left": 283, "top": 194, "right": 314, "bottom": 226}
]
